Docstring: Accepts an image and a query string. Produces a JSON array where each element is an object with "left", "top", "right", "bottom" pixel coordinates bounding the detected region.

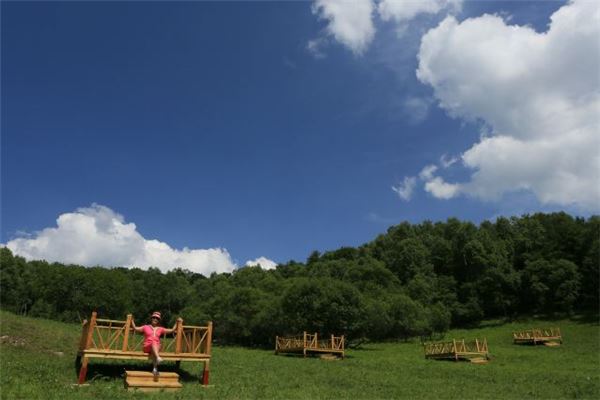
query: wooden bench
[
  {"left": 275, "top": 332, "right": 345, "bottom": 358},
  {"left": 424, "top": 338, "right": 489, "bottom": 363},
  {"left": 513, "top": 327, "right": 562, "bottom": 346},
  {"left": 76, "top": 312, "right": 212, "bottom": 386}
]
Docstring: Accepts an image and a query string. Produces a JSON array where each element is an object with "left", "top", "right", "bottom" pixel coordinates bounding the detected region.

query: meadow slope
[{"left": 0, "top": 311, "right": 598, "bottom": 399}]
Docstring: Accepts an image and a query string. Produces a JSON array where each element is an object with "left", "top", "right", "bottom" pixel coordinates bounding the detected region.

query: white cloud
[
  {"left": 424, "top": 176, "right": 461, "bottom": 199},
  {"left": 378, "top": 0, "right": 462, "bottom": 23},
  {"left": 418, "top": 164, "right": 438, "bottom": 181},
  {"left": 439, "top": 154, "right": 458, "bottom": 168},
  {"left": 4, "top": 204, "right": 237, "bottom": 275},
  {"left": 392, "top": 176, "right": 417, "bottom": 200},
  {"left": 402, "top": 96, "right": 432, "bottom": 124},
  {"left": 311, "top": 0, "right": 376, "bottom": 55},
  {"left": 309, "top": 0, "right": 463, "bottom": 55},
  {"left": 245, "top": 257, "right": 278, "bottom": 270},
  {"left": 416, "top": 0, "right": 600, "bottom": 210},
  {"left": 307, "top": 38, "right": 328, "bottom": 59}
]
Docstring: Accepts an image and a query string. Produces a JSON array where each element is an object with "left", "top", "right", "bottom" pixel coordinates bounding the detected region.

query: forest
[{"left": 1, "top": 212, "right": 598, "bottom": 347}]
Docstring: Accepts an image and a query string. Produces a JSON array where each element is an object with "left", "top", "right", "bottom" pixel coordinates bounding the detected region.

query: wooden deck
[
  {"left": 424, "top": 338, "right": 489, "bottom": 363},
  {"left": 513, "top": 327, "right": 562, "bottom": 346},
  {"left": 76, "top": 312, "right": 212, "bottom": 386},
  {"left": 275, "top": 332, "right": 345, "bottom": 358}
]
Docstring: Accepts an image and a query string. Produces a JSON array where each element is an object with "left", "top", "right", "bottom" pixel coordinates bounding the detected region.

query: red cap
[{"left": 151, "top": 311, "right": 161, "bottom": 320}]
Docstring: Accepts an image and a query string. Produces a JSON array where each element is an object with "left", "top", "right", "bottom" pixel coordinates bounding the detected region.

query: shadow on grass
[
  {"left": 509, "top": 312, "right": 599, "bottom": 325},
  {"left": 569, "top": 313, "right": 600, "bottom": 325},
  {"left": 275, "top": 352, "right": 352, "bottom": 360},
  {"left": 75, "top": 358, "right": 203, "bottom": 383}
]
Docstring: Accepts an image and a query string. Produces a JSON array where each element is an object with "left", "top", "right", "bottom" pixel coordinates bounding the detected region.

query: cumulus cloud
[
  {"left": 4, "top": 204, "right": 237, "bottom": 275},
  {"left": 418, "top": 164, "right": 438, "bottom": 181},
  {"left": 309, "top": 0, "right": 463, "bottom": 55},
  {"left": 424, "top": 176, "right": 461, "bottom": 199},
  {"left": 415, "top": 0, "right": 600, "bottom": 210},
  {"left": 310, "top": 0, "right": 376, "bottom": 55},
  {"left": 439, "top": 154, "right": 458, "bottom": 168},
  {"left": 392, "top": 176, "right": 417, "bottom": 201},
  {"left": 378, "top": 0, "right": 462, "bottom": 23},
  {"left": 245, "top": 257, "right": 278, "bottom": 270}
]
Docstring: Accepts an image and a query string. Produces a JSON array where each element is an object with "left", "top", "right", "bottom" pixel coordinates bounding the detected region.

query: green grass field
[{"left": 1, "top": 310, "right": 598, "bottom": 399}]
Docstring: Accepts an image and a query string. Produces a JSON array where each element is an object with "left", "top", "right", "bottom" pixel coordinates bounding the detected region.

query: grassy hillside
[{"left": 1, "top": 310, "right": 598, "bottom": 399}]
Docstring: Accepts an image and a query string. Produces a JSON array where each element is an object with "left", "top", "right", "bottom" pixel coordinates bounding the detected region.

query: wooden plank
[
  {"left": 205, "top": 322, "right": 213, "bottom": 355},
  {"left": 126, "top": 371, "right": 179, "bottom": 379},
  {"left": 122, "top": 314, "right": 131, "bottom": 352},
  {"left": 84, "top": 312, "right": 96, "bottom": 351},
  {"left": 175, "top": 318, "right": 183, "bottom": 354}
]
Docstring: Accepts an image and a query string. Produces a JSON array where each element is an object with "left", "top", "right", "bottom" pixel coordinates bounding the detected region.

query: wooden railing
[
  {"left": 275, "top": 332, "right": 345, "bottom": 356},
  {"left": 424, "top": 338, "right": 488, "bottom": 358},
  {"left": 513, "top": 327, "right": 561, "bottom": 341},
  {"left": 78, "top": 312, "right": 212, "bottom": 356},
  {"left": 275, "top": 334, "right": 306, "bottom": 351},
  {"left": 513, "top": 328, "right": 562, "bottom": 345}
]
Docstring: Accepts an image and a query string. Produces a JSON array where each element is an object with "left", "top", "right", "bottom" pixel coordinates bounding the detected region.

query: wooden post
[
  {"left": 453, "top": 339, "right": 458, "bottom": 361},
  {"left": 475, "top": 338, "right": 479, "bottom": 353},
  {"left": 202, "top": 360, "right": 210, "bottom": 386},
  {"left": 275, "top": 335, "right": 279, "bottom": 354},
  {"left": 303, "top": 332, "right": 307, "bottom": 357},
  {"left": 558, "top": 327, "right": 563, "bottom": 344},
  {"left": 78, "top": 357, "right": 89, "bottom": 384},
  {"left": 331, "top": 334, "right": 334, "bottom": 350},
  {"left": 122, "top": 314, "right": 132, "bottom": 352},
  {"left": 85, "top": 312, "right": 97, "bottom": 350},
  {"left": 78, "top": 320, "right": 89, "bottom": 353},
  {"left": 205, "top": 321, "right": 213, "bottom": 355},
  {"left": 341, "top": 336, "right": 345, "bottom": 359},
  {"left": 175, "top": 318, "right": 183, "bottom": 354}
]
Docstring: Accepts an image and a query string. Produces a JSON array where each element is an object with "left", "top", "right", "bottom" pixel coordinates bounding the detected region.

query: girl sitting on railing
[{"left": 132, "top": 311, "right": 177, "bottom": 376}]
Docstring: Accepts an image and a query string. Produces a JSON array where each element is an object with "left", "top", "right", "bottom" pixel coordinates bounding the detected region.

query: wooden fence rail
[
  {"left": 275, "top": 332, "right": 345, "bottom": 358},
  {"left": 513, "top": 327, "right": 562, "bottom": 345},
  {"left": 424, "top": 338, "right": 489, "bottom": 362},
  {"left": 76, "top": 312, "right": 212, "bottom": 386}
]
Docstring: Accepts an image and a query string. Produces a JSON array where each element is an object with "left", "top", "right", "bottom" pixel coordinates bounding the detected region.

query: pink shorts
[{"left": 143, "top": 343, "right": 161, "bottom": 353}]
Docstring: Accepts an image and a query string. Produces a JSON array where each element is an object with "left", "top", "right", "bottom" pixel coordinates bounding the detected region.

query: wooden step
[
  {"left": 125, "top": 370, "right": 180, "bottom": 382},
  {"left": 469, "top": 357, "right": 489, "bottom": 364},
  {"left": 125, "top": 370, "right": 182, "bottom": 392},
  {"left": 543, "top": 341, "right": 561, "bottom": 347}
]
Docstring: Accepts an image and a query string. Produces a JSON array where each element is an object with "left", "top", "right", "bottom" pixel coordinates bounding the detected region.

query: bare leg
[{"left": 151, "top": 343, "right": 163, "bottom": 363}]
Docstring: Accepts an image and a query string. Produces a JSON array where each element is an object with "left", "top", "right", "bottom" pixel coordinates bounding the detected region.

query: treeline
[{"left": 1, "top": 212, "right": 598, "bottom": 346}]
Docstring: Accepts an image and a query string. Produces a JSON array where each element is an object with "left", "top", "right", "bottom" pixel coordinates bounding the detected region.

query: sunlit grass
[{"left": 1, "top": 310, "right": 598, "bottom": 399}]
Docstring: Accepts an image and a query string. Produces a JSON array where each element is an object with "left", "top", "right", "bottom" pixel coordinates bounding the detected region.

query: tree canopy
[{"left": 1, "top": 212, "right": 597, "bottom": 347}]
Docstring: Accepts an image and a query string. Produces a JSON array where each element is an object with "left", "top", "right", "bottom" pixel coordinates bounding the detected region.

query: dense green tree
[
  {"left": 521, "top": 258, "right": 581, "bottom": 314},
  {"left": 0, "top": 212, "right": 597, "bottom": 346}
]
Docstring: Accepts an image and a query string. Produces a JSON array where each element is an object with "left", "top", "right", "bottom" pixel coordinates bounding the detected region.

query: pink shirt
[{"left": 142, "top": 325, "right": 165, "bottom": 347}]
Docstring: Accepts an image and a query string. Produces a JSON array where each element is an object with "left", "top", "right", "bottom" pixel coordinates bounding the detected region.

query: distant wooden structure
[
  {"left": 513, "top": 327, "right": 562, "bottom": 346},
  {"left": 275, "top": 332, "right": 345, "bottom": 358},
  {"left": 424, "top": 338, "right": 489, "bottom": 363},
  {"left": 77, "top": 312, "right": 212, "bottom": 386}
]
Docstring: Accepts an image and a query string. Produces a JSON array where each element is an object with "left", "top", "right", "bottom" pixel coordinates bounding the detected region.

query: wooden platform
[
  {"left": 424, "top": 338, "right": 489, "bottom": 363},
  {"left": 76, "top": 312, "right": 212, "bottom": 386},
  {"left": 275, "top": 332, "right": 345, "bottom": 358},
  {"left": 513, "top": 328, "right": 562, "bottom": 346},
  {"left": 125, "top": 370, "right": 182, "bottom": 392}
]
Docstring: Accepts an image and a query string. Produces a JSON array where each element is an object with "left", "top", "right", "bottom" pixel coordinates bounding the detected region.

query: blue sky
[{"left": 2, "top": 1, "right": 598, "bottom": 273}]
